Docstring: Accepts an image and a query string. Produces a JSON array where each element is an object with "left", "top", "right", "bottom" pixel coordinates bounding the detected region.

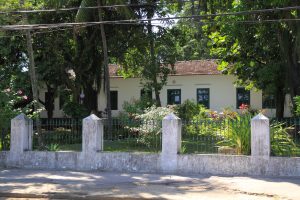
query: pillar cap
[
  {"left": 83, "top": 114, "right": 100, "bottom": 121},
  {"left": 12, "top": 113, "right": 30, "bottom": 121},
  {"left": 251, "top": 113, "right": 269, "bottom": 121},
  {"left": 163, "top": 113, "right": 180, "bottom": 120}
]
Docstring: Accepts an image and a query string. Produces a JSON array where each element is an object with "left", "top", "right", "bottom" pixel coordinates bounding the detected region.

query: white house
[{"left": 39, "top": 60, "right": 292, "bottom": 118}]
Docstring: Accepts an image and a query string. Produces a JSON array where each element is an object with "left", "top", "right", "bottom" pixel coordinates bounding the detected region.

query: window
[
  {"left": 110, "top": 91, "right": 118, "bottom": 110},
  {"left": 140, "top": 89, "right": 152, "bottom": 100},
  {"left": 262, "top": 93, "right": 276, "bottom": 109},
  {"left": 197, "top": 88, "right": 210, "bottom": 108},
  {"left": 236, "top": 88, "right": 250, "bottom": 109},
  {"left": 167, "top": 89, "right": 181, "bottom": 105}
]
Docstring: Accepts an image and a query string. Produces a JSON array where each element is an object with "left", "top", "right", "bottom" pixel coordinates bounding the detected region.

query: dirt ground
[{"left": 0, "top": 169, "right": 299, "bottom": 199}]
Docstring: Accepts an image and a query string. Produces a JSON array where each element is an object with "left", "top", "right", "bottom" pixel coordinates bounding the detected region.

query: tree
[
  {"left": 121, "top": 28, "right": 178, "bottom": 106},
  {"left": 205, "top": 0, "right": 300, "bottom": 118},
  {"left": 174, "top": 0, "right": 299, "bottom": 118},
  {"left": 120, "top": 0, "right": 179, "bottom": 106}
]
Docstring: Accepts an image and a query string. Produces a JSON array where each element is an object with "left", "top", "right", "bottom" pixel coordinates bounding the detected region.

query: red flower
[{"left": 239, "top": 104, "right": 249, "bottom": 110}]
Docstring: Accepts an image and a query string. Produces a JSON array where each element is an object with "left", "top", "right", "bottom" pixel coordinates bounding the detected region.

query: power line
[
  {"left": 0, "top": 0, "right": 191, "bottom": 14},
  {"left": 1, "top": 13, "right": 299, "bottom": 31},
  {"left": 0, "top": 2, "right": 299, "bottom": 17},
  {"left": 0, "top": 17, "right": 298, "bottom": 38},
  {"left": 0, "top": 22, "right": 165, "bottom": 38}
]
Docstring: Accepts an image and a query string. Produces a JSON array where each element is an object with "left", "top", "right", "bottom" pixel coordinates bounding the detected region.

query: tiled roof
[
  {"left": 109, "top": 60, "right": 221, "bottom": 77},
  {"left": 170, "top": 60, "right": 221, "bottom": 75}
]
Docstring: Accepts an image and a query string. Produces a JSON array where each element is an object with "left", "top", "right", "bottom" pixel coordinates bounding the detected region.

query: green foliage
[
  {"left": 294, "top": 96, "right": 300, "bottom": 117},
  {"left": 123, "top": 105, "right": 174, "bottom": 147},
  {"left": 120, "top": 23, "right": 179, "bottom": 104},
  {"left": 62, "top": 100, "right": 89, "bottom": 119},
  {"left": 217, "top": 115, "right": 251, "bottom": 155},
  {"left": 174, "top": 100, "right": 208, "bottom": 121},
  {"left": 183, "top": 107, "right": 252, "bottom": 155},
  {"left": 46, "top": 143, "right": 60, "bottom": 152},
  {"left": 121, "top": 97, "right": 156, "bottom": 119},
  {"left": 270, "top": 122, "right": 299, "bottom": 157}
]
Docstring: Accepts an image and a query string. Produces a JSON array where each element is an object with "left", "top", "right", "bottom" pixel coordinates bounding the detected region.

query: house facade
[{"left": 39, "top": 60, "right": 292, "bottom": 118}]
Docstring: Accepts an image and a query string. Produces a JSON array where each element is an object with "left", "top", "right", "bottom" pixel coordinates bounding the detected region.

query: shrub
[
  {"left": 175, "top": 100, "right": 209, "bottom": 121},
  {"left": 270, "top": 122, "right": 298, "bottom": 156},
  {"left": 119, "top": 97, "right": 156, "bottom": 121},
  {"left": 217, "top": 114, "right": 251, "bottom": 155},
  {"left": 127, "top": 105, "right": 175, "bottom": 147},
  {"left": 294, "top": 96, "right": 300, "bottom": 116}
]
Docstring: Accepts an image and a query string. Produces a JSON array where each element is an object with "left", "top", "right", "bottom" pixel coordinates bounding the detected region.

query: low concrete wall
[
  {"left": 178, "top": 154, "right": 300, "bottom": 176},
  {"left": 1, "top": 151, "right": 300, "bottom": 176},
  {"left": 3, "top": 113, "right": 300, "bottom": 177},
  {"left": 1, "top": 151, "right": 160, "bottom": 173},
  {"left": 0, "top": 151, "right": 8, "bottom": 168}
]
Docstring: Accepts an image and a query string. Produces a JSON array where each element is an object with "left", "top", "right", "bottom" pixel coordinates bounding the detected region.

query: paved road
[{"left": 0, "top": 169, "right": 300, "bottom": 199}]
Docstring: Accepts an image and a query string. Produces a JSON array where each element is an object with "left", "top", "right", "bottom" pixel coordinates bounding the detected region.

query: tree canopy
[{"left": 1, "top": 0, "right": 300, "bottom": 118}]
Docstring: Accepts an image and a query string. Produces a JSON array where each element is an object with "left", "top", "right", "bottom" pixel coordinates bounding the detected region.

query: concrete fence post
[
  {"left": 82, "top": 114, "right": 103, "bottom": 153},
  {"left": 250, "top": 113, "right": 270, "bottom": 175},
  {"left": 251, "top": 113, "right": 270, "bottom": 158},
  {"left": 161, "top": 113, "right": 182, "bottom": 173},
  {"left": 10, "top": 113, "right": 33, "bottom": 154}
]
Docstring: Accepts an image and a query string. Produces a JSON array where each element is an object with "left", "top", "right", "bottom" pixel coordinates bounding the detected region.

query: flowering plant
[{"left": 239, "top": 103, "right": 249, "bottom": 110}]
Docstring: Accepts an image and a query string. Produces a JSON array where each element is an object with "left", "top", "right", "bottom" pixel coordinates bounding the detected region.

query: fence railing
[
  {"left": 103, "top": 118, "right": 162, "bottom": 152},
  {"left": 5, "top": 115, "right": 300, "bottom": 156},
  {"left": 182, "top": 117, "right": 251, "bottom": 155},
  {"left": 270, "top": 118, "right": 300, "bottom": 157},
  {"left": 33, "top": 118, "right": 82, "bottom": 151}
]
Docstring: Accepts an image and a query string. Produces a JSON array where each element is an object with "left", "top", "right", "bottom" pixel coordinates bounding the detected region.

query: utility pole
[
  {"left": 97, "top": 0, "right": 112, "bottom": 137},
  {"left": 19, "top": 0, "right": 43, "bottom": 147}
]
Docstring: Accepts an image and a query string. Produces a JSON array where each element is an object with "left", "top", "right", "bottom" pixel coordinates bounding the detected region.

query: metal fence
[
  {"left": 182, "top": 117, "right": 251, "bottom": 155},
  {"left": 32, "top": 118, "right": 162, "bottom": 152},
  {"left": 33, "top": 118, "right": 82, "bottom": 151},
  {"left": 270, "top": 118, "right": 300, "bottom": 157},
  {"left": 103, "top": 118, "right": 162, "bottom": 152},
  {"left": 6, "top": 115, "right": 300, "bottom": 156}
]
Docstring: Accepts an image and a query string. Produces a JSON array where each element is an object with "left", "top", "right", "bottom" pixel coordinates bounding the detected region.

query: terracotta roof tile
[
  {"left": 109, "top": 60, "right": 221, "bottom": 77},
  {"left": 170, "top": 60, "right": 221, "bottom": 75}
]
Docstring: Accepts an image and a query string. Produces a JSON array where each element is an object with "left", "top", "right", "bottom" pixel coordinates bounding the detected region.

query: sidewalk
[{"left": 0, "top": 169, "right": 300, "bottom": 199}]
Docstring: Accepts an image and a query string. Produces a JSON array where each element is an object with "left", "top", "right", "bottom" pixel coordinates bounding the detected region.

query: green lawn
[
  {"left": 59, "top": 139, "right": 161, "bottom": 152},
  {"left": 31, "top": 131, "right": 300, "bottom": 156}
]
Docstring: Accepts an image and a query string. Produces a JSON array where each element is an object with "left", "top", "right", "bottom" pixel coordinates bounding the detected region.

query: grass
[
  {"left": 182, "top": 139, "right": 219, "bottom": 154},
  {"left": 58, "top": 137, "right": 218, "bottom": 153},
  {"left": 59, "top": 138, "right": 161, "bottom": 152},
  {"left": 33, "top": 126, "right": 300, "bottom": 155}
]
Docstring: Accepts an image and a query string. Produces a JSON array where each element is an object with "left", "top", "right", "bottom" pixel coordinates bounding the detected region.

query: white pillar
[
  {"left": 82, "top": 114, "right": 103, "bottom": 153},
  {"left": 161, "top": 113, "right": 181, "bottom": 173},
  {"left": 10, "top": 113, "right": 33, "bottom": 153},
  {"left": 251, "top": 113, "right": 270, "bottom": 157}
]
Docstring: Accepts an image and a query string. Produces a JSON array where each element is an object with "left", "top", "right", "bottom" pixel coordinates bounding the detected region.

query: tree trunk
[
  {"left": 278, "top": 26, "right": 300, "bottom": 112},
  {"left": 45, "top": 85, "right": 55, "bottom": 119},
  {"left": 97, "top": 0, "right": 112, "bottom": 137},
  {"left": 275, "top": 86, "right": 285, "bottom": 119},
  {"left": 147, "top": 9, "right": 161, "bottom": 106},
  {"left": 19, "top": 0, "right": 43, "bottom": 148},
  {"left": 83, "top": 84, "right": 98, "bottom": 114}
]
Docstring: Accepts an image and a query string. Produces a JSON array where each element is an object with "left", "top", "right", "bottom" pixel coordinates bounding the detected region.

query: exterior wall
[
  {"left": 108, "top": 74, "right": 263, "bottom": 116},
  {"left": 39, "top": 74, "right": 292, "bottom": 118}
]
